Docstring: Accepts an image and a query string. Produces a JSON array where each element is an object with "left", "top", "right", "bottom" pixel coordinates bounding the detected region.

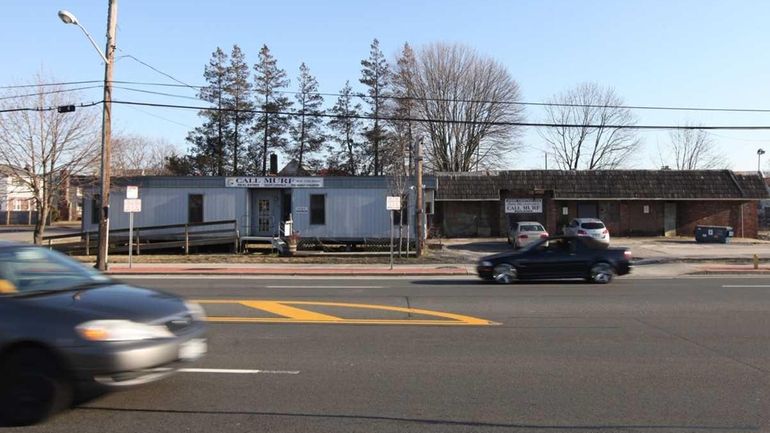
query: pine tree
[
  {"left": 251, "top": 45, "right": 292, "bottom": 175},
  {"left": 288, "top": 63, "right": 325, "bottom": 172},
  {"left": 327, "top": 81, "right": 363, "bottom": 175},
  {"left": 391, "top": 42, "right": 418, "bottom": 177},
  {"left": 187, "top": 47, "right": 230, "bottom": 176},
  {"left": 224, "top": 45, "right": 254, "bottom": 175},
  {"left": 359, "top": 38, "right": 391, "bottom": 176}
]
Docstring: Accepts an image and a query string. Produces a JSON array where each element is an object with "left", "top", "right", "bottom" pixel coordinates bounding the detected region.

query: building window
[
  {"left": 91, "top": 194, "right": 101, "bottom": 224},
  {"left": 188, "top": 194, "right": 204, "bottom": 224},
  {"left": 643, "top": 205, "right": 650, "bottom": 214},
  {"left": 310, "top": 194, "right": 325, "bottom": 225}
]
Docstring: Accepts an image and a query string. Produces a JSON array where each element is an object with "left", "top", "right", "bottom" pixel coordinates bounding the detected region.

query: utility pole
[
  {"left": 415, "top": 139, "right": 424, "bottom": 257},
  {"left": 262, "top": 94, "right": 269, "bottom": 175},
  {"left": 96, "top": 0, "right": 117, "bottom": 271}
]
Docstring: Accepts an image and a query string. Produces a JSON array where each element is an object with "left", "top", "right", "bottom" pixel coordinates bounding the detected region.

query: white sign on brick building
[{"left": 505, "top": 198, "right": 543, "bottom": 214}]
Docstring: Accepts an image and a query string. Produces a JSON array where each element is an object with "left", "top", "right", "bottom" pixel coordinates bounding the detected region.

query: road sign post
[
  {"left": 386, "top": 196, "right": 401, "bottom": 270},
  {"left": 123, "top": 194, "right": 141, "bottom": 269}
]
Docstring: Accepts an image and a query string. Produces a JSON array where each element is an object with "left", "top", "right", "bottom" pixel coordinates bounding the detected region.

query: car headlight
[
  {"left": 184, "top": 300, "right": 207, "bottom": 321},
  {"left": 479, "top": 261, "right": 493, "bottom": 267},
  {"left": 76, "top": 320, "right": 174, "bottom": 342}
]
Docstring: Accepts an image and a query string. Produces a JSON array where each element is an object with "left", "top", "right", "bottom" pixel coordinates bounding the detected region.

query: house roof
[{"left": 435, "top": 170, "right": 770, "bottom": 201}]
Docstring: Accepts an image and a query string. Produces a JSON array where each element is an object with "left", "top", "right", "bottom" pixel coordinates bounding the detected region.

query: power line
[
  {"left": 0, "top": 85, "right": 104, "bottom": 102},
  {"left": 109, "top": 99, "right": 770, "bottom": 130},
  {"left": 0, "top": 101, "right": 102, "bottom": 113},
  {"left": 116, "top": 49, "right": 199, "bottom": 91},
  {"left": 5, "top": 78, "right": 770, "bottom": 114},
  {"left": 105, "top": 80, "right": 770, "bottom": 114},
  {"left": 121, "top": 104, "right": 193, "bottom": 129},
  {"left": 0, "top": 80, "right": 102, "bottom": 90},
  {"left": 112, "top": 85, "right": 203, "bottom": 102}
]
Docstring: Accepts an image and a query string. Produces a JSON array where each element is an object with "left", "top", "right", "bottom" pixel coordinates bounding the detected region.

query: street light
[
  {"left": 59, "top": 2, "right": 118, "bottom": 271},
  {"left": 758, "top": 148, "right": 766, "bottom": 174}
]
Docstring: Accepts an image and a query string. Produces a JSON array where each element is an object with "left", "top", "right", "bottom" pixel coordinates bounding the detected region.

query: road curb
[{"left": 106, "top": 268, "right": 472, "bottom": 277}]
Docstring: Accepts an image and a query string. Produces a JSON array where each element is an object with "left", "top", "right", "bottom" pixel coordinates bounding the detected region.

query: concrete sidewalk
[
  {"left": 103, "top": 261, "right": 770, "bottom": 278},
  {"left": 106, "top": 262, "right": 474, "bottom": 276}
]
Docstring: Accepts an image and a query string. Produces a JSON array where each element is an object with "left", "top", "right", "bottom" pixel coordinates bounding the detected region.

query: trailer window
[
  {"left": 188, "top": 194, "right": 204, "bottom": 224},
  {"left": 310, "top": 194, "right": 325, "bottom": 225}
]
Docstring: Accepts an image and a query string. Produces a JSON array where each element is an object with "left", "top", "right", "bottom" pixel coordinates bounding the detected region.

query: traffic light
[{"left": 57, "top": 105, "right": 76, "bottom": 113}]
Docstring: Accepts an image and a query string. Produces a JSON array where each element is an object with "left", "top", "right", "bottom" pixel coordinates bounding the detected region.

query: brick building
[{"left": 434, "top": 170, "right": 769, "bottom": 238}]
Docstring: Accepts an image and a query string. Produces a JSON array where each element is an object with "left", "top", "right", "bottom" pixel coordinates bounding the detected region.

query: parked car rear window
[
  {"left": 581, "top": 222, "right": 605, "bottom": 229},
  {"left": 520, "top": 224, "right": 545, "bottom": 232}
]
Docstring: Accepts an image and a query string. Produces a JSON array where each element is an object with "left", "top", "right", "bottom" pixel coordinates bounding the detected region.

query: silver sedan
[{"left": 0, "top": 243, "right": 207, "bottom": 426}]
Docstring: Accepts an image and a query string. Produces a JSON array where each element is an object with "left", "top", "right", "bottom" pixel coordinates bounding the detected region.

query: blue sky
[{"left": 4, "top": 0, "right": 770, "bottom": 171}]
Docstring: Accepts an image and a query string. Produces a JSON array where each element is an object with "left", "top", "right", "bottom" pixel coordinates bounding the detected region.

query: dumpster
[{"left": 694, "top": 225, "right": 734, "bottom": 243}]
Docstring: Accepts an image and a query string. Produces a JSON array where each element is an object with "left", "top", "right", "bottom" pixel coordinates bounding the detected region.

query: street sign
[
  {"left": 123, "top": 198, "right": 142, "bottom": 213},
  {"left": 126, "top": 185, "right": 139, "bottom": 199},
  {"left": 386, "top": 196, "right": 401, "bottom": 210}
]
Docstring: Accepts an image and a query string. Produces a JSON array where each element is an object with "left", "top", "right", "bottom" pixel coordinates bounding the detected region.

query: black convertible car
[{"left": 477, "top": 236, "right": 632, "bottom": 284}]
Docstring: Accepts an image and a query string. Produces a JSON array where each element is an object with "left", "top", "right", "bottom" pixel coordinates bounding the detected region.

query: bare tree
[
  {"left": 112, "top": 134, "right": 180, "bottom": 176},
  {"left": 409, "top": 42, "right": 524, "bottom": 172},
  {"left": 0, "top": 80, "right": 100, "bottom": 243},
  {"left": 540, "top": 82, "right": 640, "bottom": 170},
  {"left": 662, "top": 124, "right": 724, "bottom": 170}
]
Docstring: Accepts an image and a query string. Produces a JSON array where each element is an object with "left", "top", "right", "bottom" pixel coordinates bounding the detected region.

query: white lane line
[
  {"left": 265, "top": 285, "right": 383, "bottom": 289},
  {"left": 178, "top": 368, "right": 300, "bottom": 375},
  {"left": 722, "top": 285, "right": 770, "bottom": 288}
]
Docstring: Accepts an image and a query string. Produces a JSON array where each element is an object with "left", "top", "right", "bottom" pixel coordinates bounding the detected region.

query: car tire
[
  {"left": 492, "top": 263, "right": 517, "bottom": 284},
  {"left": 0, "top": 347, "right": 72, "bottom": 426},
  {"left": 588, "top": 262, "right": 614, "bottom": 284}
]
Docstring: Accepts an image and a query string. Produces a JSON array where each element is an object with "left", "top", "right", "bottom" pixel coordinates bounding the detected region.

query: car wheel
[
  {"left": 588, "top": 262, "right": 614, "bottom": 284},
  {"left": 492, "top": 263, "right": 517, "bottom": 284},
  {"left": 0, "top": 348, "right": 72, "bottom": 426}
]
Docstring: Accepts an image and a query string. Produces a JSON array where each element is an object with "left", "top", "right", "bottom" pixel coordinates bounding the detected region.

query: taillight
[
  {"left": 518, "top": 234, "right": 528, "bottom": 239},
  {"left": 602, "top": 229, "right": 608, "bottom": 235},
  {"left": 577, "top": 230, "right": 587, "bottom": 235},
  {"left": 624, "top": 250, "right": 632, "bottom": 259},
  {"left": 540, "top": 233, "right": 549, "bottom": 238}
]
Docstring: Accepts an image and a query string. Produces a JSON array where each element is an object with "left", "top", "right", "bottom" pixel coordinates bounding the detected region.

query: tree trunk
[{"left": 33, "top": 203, "right": 49, "bottom": 245}]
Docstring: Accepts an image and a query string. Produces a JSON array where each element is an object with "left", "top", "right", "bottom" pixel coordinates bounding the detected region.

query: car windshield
[
  {"left": 0, "top": 247, "right": 110, "bottom": 295},
  {"left": 520, "top": 224, "right": 545, "bottom": 232},
  {"left": 581, "top": 222, "right": 605, "bottom": 229}
]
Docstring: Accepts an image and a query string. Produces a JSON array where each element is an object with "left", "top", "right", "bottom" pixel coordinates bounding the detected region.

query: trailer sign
[{"left": 505, "top": 199, "right": 543, "bottom": 214}]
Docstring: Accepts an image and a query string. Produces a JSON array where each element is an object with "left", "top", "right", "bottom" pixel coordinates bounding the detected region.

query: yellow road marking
[
  {"left": 194, "top": 299, "right": 497, "bottom": 326},
  {"left": 238, "top": 301, "right": 342, "bottom": 321}
]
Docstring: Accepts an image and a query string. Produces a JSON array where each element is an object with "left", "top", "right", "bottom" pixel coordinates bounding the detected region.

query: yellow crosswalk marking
[
  {"left": 193, "top": 299, "right": 498, "bottom": 326},
  {"left": 239, "top": 301, "right": 342, "bottom": 321}
]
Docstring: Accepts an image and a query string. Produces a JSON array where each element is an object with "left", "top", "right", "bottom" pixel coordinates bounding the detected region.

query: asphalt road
[{"left": 11, "top": 275, "right": 770, "bottom": 433}]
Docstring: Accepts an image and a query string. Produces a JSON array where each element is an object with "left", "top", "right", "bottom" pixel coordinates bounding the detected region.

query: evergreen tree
[
  {"left": 186, "top": 47, "right": 230, "bottom": 176},
  {"left": 288, "top": 63, "right": 325, "bottom": 171},
  {"left": 251, "top": 45, "right": 292, "bottom": 175},
  {"left": 327, "top": 81, "right": 363, "bottom": 175},
  {"left": 390, "top": 42, "right": 418, "bottom": 177},
  {"left": 224, "top": 44, "right": 254, "bottom": 175},
  {"left": 359, "top": 38, "right": 391, "bottom": 176}
]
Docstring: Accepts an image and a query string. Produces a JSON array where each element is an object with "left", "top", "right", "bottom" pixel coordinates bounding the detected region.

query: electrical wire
[
  {"left": 0, "top": 80, "right": 102, "bottom": 90},
  {"left": 4, "top": 78, "right": 770, "bottom": 114},
  {"left": 116, "top": 50, "right": 199, "bottom": 91},
  {"left": 0, "top": 101, "right": 102, "bottom": 113},
  {"left": 108, "top": 99, "right": 770, "bottom": 130},
  {"left": 0, "top": 86, "right": 104, "bottom": 101}
]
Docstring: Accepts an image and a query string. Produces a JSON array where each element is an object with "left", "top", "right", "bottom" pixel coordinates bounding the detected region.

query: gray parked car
[{"left": 0, "top": 242, "right": 207, "bottom": 426}]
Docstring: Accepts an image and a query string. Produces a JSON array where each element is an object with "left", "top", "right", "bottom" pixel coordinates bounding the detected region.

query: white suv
[{"left": 563, "top": 218, "right": 610, "bottom": 244}]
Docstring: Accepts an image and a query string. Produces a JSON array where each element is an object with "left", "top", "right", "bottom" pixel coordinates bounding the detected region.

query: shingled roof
[{"left": 436, "top": 170, "right": 769, "bottom": 201}]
